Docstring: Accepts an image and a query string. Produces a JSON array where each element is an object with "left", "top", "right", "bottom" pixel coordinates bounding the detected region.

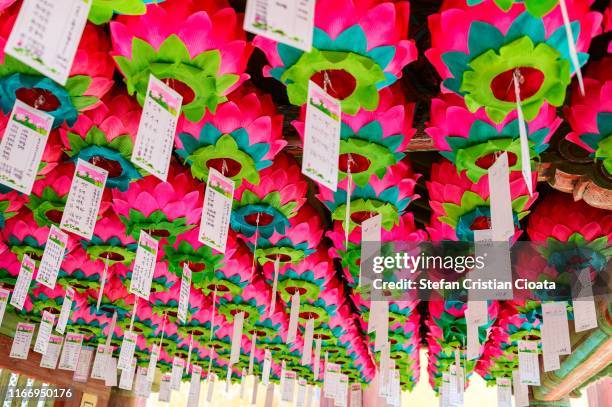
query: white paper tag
[
  {"left": 513, "top": 70, "right": 533, "bottom": 197},
  {"left": 0, "top": 288, "right": 9, "bottom": 326},
  {"left": 5, "top": 0, "right": 91, "bottom": 84},
  {"left": 466, "top": 315, "right": 480, "bottom": 360},
  {"left": 240, "top": 369, "right": 247, "bottom": 399},
  {"left": 542, "top": 319, "right": 560, "bottom": 372},
  {"left": 129, "top": 230, "right": 158, "bottom": 300},
  {"left": 132, "top": 75, "right": 182, "bottom": 181},
  {"left": 350, "top": 383, "right": 362, "bottom": 407},
  {"left": 134, "top": 366, "right": 152, "bottom": 398},
  {"left": 287, "top": 292, "right": 300, "bottom": 344},
  {"left": 324, "top": 363, "right": 340, "bottom": 399},
  {"left": 301, "top": 318, "right": 315, "bottom": 365},
  {"left": 264, "top": 383, "right": 274, "bottom": 407},
  {"left": 518, "top": 341, "right": 540, "bottom": 386},
  {"left": 10, "top": 322, "right": 35, "bottom": 359},
  {"left": 269, "top": 256, "right": 280, "bottom": 315},
  {"left": 572, "top": 269, "right": 597, "bottom": 332},
  {"left": 301, "top": 81, "right": 342, "bottom": 191},
  {"left": 105, "top": 357, "right": 118, "bottom": 387},
  {"left": 178, "top": 263, "right": 192, "bottom": 324},
  {"left": 252, "top": 376, "right": 259, "bottom": 405},
  {"left": 369, "top": 300, "right": 389, "bottom": 351},
  {"left": 40, "top": 334, "right": 63, "bottom": 369},
  {"left": 36, "top": 225, "right": 68, "bottom": 289},
  {"left": 360, "top": 214, "right": 381, "bottom": 282},
  {"left": 117, "top": 331, "right": 137, "bottom": 370},
  {"left": 0, "top": 100, "right": 53, "bottom": 194},
  {"left": 248, "top": 332, "right": 257, "bottom": 375},
  {"left": 147, "top": 344, "right": 160, "bottom": 382},
  {"left": 10, "top": 254, "right": 35, "bottom": 310},
  {"left": 159, "top": 374, "right": 172, "bottom": 402},
  {"left": 488, "top": 153, "right": 515, "bottom": 242},
  {"left": 378, "top": 344, "right": 392, "bottom": 398},
  {"left": 58, "top": 332, "right": 83, "bottom": 371},
  {"left": 119, "top": 357, "right": 137, "bottom": 390},
  {"left": 96, "top": 258, "right": 109, "bottom": 311},
  {"left": 336, "top": 374, "right": 348, "bottom": 407},
  {"left": 91, "top": 344, "right": 111, "bottom": 380},
  {"left": 198, "top": 168, "right": 234, "bottom": 252},
  {"left": 56, "top": 287, "right": 74, "bottom": 334},
  {"left": 496, "top": 377, "right": 512, "bottom": 407},
  {"left": 34, "top": 310, "right": 55, "bottom": 354},
  {"left": 449, "top": 365, "right": 464, "bottom": 407},
  {"left": 187, "top": 365, "right": 202, "bottom": 407},
  {"left": 466, "top": 300, "right": 488, "bottom": 327},
  {"left": 262, "top": 349, "right": 272, "bottom": 385},
  {"left": 542, "top": 302, "right": 571, "bottom": 355},
  {"left": 281, "top": 370, "right": 296, "bottom": 402},
  {"left": 60, "top": 159, "right": 108, "bottom": 240},
  {"left": 230, "top": 311, "right": 245, "bottom": 364},
  {"left": 244, "top": 0, "right": 315, "bottom": 52},
  {"left": 73, "top": 346, "right": 94, "bottom": 382},
  {"left": 313, "top": 336, "right": 322, "bottom": 380},
  {"left": 512, "top": 370, "right": 529, "bottom": 407},
  {"left": 207, "top": 374, "right": 216, "bottom": 402},
  {"left": 171, "top": 357, "right": 185, "bottom": 390}
]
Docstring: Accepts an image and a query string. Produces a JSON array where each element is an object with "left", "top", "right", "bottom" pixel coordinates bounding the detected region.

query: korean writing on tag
[
  {"left": 40, "top": 334, "right": 63, "bottom": 369},
  {"left": 147, "top": 344, "right": 160, "bottom": 382},
  {"left": 34, "top": 310, "right": 55, "bottom": 354},
  {"left": 488, "top": 153, "right": 515, "bottom": 242},
  {"left": 178, "top": 263, "right": 191, "bottom": 324},
  {"left": 129, "top": 230, "right": 158, "bottom": 300},
  {"left": 518, "top": 340, "right": 540, "bottom": 386},
  {"left": 199, "top": 168, "right": 234, "bottom": 252},
  {"left": 36, "top": 225, "right": 68, "bottom": 289},
  {"left": 56, "top": 286, "right": 74, "bottom": 334},
  {"left": 262, "top": 349, "right": 272, "bottom": 385},
  {"left": 244, "top": 0, "right": 315, "bottom": 51},
  {"left": 158, "top": 374, "right": 172, "bottom": 402},
  {"left": 171, "top": 356, "right": 185, "bottom": 390},
  {"left": 281, "top": 370, "right": 296, "bottom": 402},
  {"left": 117, "top": 331, "right": 137, "bottom": 370},
  {"left": 187, "top": 365, "right": 202, "bottom": 407},
  {"left": 119, "top": 357, "right": 137, "bottom": 391},
  {"left": 301, "top": 81, "right": 341, "bottom": 191},
  {"left": 105, "top": 357, "right": 118, "bottom": 387},
  {"left": 496, "top": 377, "right": 512, "bottom": 407},
  {"left": 0, "top": 100, "right": 53, "bottom": 194},
  {"left": 542, "top": 302, "right": 571, "bottom": 355},
  {"left": 58, "top": 332, "right": 83, "bottom": 371},
  {"left": 0, "top": 288, "right": 9, "bottom": 326},
  {"left": 132, "top": 75, "right": 182, "bottom": 181},
  {"left": 60, "top": 159, "right": 108, "bottom": 240},
  {"left": 10, "top": 322, "right": 35, "bottom": 359},
  {"left": 91, "top": 344, "right": 111, "bottom": 380},
  {"left": 73, "top": 346, "right": 94, "bottom": 383},
  {"left": 10, "top": 254, "right": 35, "bottom": 310}
]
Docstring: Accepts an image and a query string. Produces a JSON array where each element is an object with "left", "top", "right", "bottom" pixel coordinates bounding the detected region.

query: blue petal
[
  {"left": 506, "top": 12, "right": 545, "bottom": 45},
  {"left": 468, "top": 21, "right": 504, "bottom": 58}
]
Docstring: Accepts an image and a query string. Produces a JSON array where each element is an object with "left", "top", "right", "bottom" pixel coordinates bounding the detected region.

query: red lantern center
[
  {"left": 45, "top": 209, "right": 64, "bottom": 224},
  {"left": 470, "top": 216, "right": 491, "bottom": 231},
  {"left": 491, "top": 67, "right": 544, "bottom": 102},
  {"left": 15, "top": 87, "right": 60, "bottom": 111},
  {"left": 244, "top": 212, "right": 274, "bottom": 226},
  {"left": 310, "top": 69, "right": 357, "bottom": 100},
  {"left": 163, "top": 79, "right": 195, "bottom": 105},
  {"left": 206, "top": 157, "right": 242, "bottom": 178},
  {"left": 475, "top": 151, "right": 518, "bottom": 170},
  {"left": 285, "top": 286, "right": 307, "bottom": 296},
  {"left": 338, "top": 153, "right": 371, "bottom": 174},
  {"left": 88, "top": 156, "right": 124, "bottom": 178},
  {"left": 98, "top": 251, "right": 125, "bottom": 262},
  {"left": 350, "top": 211, "right": 376, "bottom": 225}
]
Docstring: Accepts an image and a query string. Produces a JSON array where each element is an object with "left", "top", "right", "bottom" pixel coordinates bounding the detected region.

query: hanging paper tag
[
  {"left": 466, "top": 300, "right": 488, "bottom": 327},
  {"left": 512, "top": 70, "right": 533, "bottom": 197},
  {"left": 296, "top": 378, "right": 307, "bottom": 407},
  {"left": 517, "top": 341, "right": 540, "bottom": 386},
  {"left": 244, "top": 0, "right": 315, "bottom": 52},
  {"left": 131, "top": 75, "right": 182, "bottom": 181},
  {"left": 178, "top": 263, "right": 192, "bottom": 324},
  {"left": 248, "top": 332, "right": 257, "bottom": 375},
  {"left": 350, "top": 383, "right": 362, "bottom": 407},
  {"left": 230, "top": 311, "right": 245, "bottom": 364},
  {"left": 207, "top": 374, "right": 216, "bottom": 401},
  {"left": 269, "top": 256, "right": 280, "bottom": 315},
  {"left": 134, "top": 366, "right": 152, "bottom": 398},
  {"left": 117, "top": 331, "right": 137, "bottom": 370},
  {"left": 10, "top": 322, "right": 35, "bottom": 359},
  {"left": 251, "top": 376, "right": 259, "bottom": 405},
  {"left": 187, "top": 365, "right": 202, "bottom": 407},
  {"left": 369, "top": 300, "right": 389, "bottom": 351},
  {"left": 301, "top": 318, "right": 315, "bottom": 365},
  {"left": 147, "top": 344, "right": 160, "bottom": 382},
  {"left": 198, "top": 168, "right": 234, "bottom": 252},
  {"left": 360, "top": 214, "right": 381, "bottom": 283},
  {"left": 0, "top": 288, "right": 9, "bottom": 326},
  {"left": 226, "top": 365, "right": 232, "bottom": 392},
  {"left": 58, "top": 332, "right": 83, "bottom": 371},
  {"left": 281, "top": 370, "right": 296, "bottom": 402},
  {"left": 313, "top": 336, "right": 322, "bottom": 380},
  {"left": 439, "top": 372, "right": 450, "bottom": 407},
  {"left": 240, "top": 368, "right": 247, "bottom": 399},
  {"left": 34, "top": 310, "right": 55, "bottom": 354},
  {"left": 171, "top": 357, "right": 185, "bottom": 390},
  {"left": 488, "top": 153, "right": 515, "bottom": 242},
  {"left": 264, "top": 383, "right": 275, "bottom": 407},
  {"left": 558, "top": 0, "right": 585, "bottom": 95},
  {"left": 541, "top": 321, "right": 560, "bottom": 372},
  {"left": 119, "top": 357, "right": 137, "bottom": 391},
  {"left": 5, "top": 0, "right": 91, "bottom": 84},
  {"left": 60, "top": 159, "right": 108, "bottom": 240},
  {"left": 262, "top": 349, "right": 272, "bottom": 385},
  {"left": 301, "top": 81, "right": 342, "bottom": 191},
  {"left": 91, "top": 344, "right": 111, "bottom": 380},
  {"left": 344, "top": 170, "right": 352, "bottom": 249},
  {"left": 159, "top": 373, "right": 172, "bottom": 402},
  {"left": 324, "top": 363, "right": 340, "bottom": 399},
  {"left": 449, "top": 364, "right": 464, "bottom": 407},
  {"left": 512, "top": 370, "right": 529, "bottom": 407},
  {"left": 96, "top": 257, "right": 109, "bottom": 310},
  {"left": 287, "top": 292, "right": 300, "bottom": 344},
  {"left": 542, "top": 302, "right": 571, "bottom": 355},
  {"left": 572, "top": 268, "right": 598, "bottom": 332},
  {"left": 36, "top": 225, "right": 69, "bottom": 289},
  {"left": 336, "top": 374, "right": 348, "bottom": 407},
  {"left": 73, "top": 346, "right": 94, "bottom": 382},
  {"left": 105, "top": 357, "right": 118, "bottom": 387},
  {"left": 496, "top": 377, "right": 512, "bottom": 407},
  {"left": 105, "top": 311, "right": 117, "bottom": 349},
  {"left": 129, "top": 230, "right": 158, "bottom": 300},
  {"left": 0, "top": 100, "right": 53, "bottom": 194},
  {"left": 10, "top": 254, "right": 35, "bottom": 310},
  {"left": 466, "top": 314, "right": 480, "bottom": 361},
  {"left": 40, "top": 334, "right": 63, "bottom": 369}
]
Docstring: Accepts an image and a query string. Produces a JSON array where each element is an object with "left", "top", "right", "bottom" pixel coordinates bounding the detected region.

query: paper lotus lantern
[
  {"left": 293, "top": 85, "right": 415, "bottom": 186},
  {"left": 217, "top": 275, "right": 269, "bottom": 328},
  {"left": 175, "top": 85, "right": 286, "bottom": 187},
  {"left": 1, "top": 213, "right": 51, "bottom": 269},
  {"left": 60, "top": 92, "right": 143, "bottom": 191},
  {"left": 79, "top": 213, "right": 136, "bottom": 266},
  {"left": 231, "top": 153, "right": 307, "bottom": 239},
  {"left": 91, "top": 276, "right": 135, "bottom": 318},
  {"left": 466, "top": 0, "right": 559, "bottom": 17},
  {"left": 162, "top": 228, "right": 225, "bottom": 278},
  {"left": 58, "top": 247, "right": 110, "bottom": 293},
  {"left": 317, "top": 160, "right": 419, "bottom": 234},
  {"left": 150, "top": 283, "right": 206, "bottom": 323},
  {"left": 426, "top": 0, "right": 602, "bottom": 122},
  {"left": 426, "top": 93, "right": 561, "bottom": 182},
  {"left": 0, "top": 187, "right": 24, "bottom": 228},
  {"left": 111, "top": 168, "right": 202, "bottom": 243},
  {"left": 254, "top": 0, "right": 417, "bottom": 114},
  {"left": 427, "top": 159, "right": 537, "bottom": 241},
  {"left": 0, "top": 8, "right": 114, "bottom": 127},
  {"left": 118, "top": 260, "right": 177, "bottom": 294},
  {"left": 26, "top": 163, "right": 75, "bottom": 228},
  {"left": 110, "top": 0, "right": 252, "bottom": 121},
  {"left": 67, "top": 305, "right": 109, "bottom": 338},
  {"left": 88, "top": 0, "right": 154, "bottom": 25},
  {"left": 564, "top": 57, "right": 612, "bottom": 174}
]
